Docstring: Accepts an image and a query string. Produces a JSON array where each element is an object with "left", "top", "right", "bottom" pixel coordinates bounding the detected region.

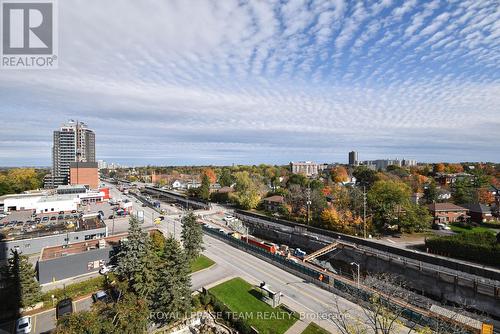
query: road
[{"left": 4, "top": 183, "right": 406, "bottom": 334}]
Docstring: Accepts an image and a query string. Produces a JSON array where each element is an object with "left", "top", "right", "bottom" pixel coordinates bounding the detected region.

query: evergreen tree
[
  {"left": 9, "top": 250, "right": 42, "bottom": 308},
  {"left": 198, "top": 174, "right": 211, "bottom": 200},
  {"left": 180, "top": 212, "right": 204, "bottom": 261},
  {"left": 152, "top": 236, "right": 192, "bottom": 325},
  {"left": 116, "top": 216, "right": 157, "bottom": 302},
  {"left": 423, "top": 181, "right": 438, "bottom": 203}
]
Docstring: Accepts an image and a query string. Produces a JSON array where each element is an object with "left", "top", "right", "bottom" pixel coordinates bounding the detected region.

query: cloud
[{"left": 0, "top": 0, "right": 499, "bottom": 166}]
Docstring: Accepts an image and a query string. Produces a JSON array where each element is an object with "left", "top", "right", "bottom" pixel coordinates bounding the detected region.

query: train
[{"left": 240, "top": 235, "right": 278, "bottom": 254}]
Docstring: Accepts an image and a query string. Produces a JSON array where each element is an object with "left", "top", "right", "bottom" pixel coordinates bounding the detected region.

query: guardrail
[{"left": 234, "top": 210, "right": 500, "bottom": 283}]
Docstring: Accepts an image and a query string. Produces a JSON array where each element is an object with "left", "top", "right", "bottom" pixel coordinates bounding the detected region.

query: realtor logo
[{"left": 1, "top": 0, "right": 58, "bottom": 69}]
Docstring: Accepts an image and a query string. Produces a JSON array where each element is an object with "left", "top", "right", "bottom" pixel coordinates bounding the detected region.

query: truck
[{"left": 242, "top": 236, "right": 277, "bottom": 254}]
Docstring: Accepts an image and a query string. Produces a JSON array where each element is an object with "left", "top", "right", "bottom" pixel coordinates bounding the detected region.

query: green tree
[
  {"left": 353, "top": 166, "right": 378, "bottom": 188},
  {"left": 218, "top": 168, "right": 234, "bottom": 187},
  {"left": 399, "top": 204, "right": 432, "bottom": 232},
  {"left": 9, "top": 250, "right": 42, "bottom": 308},
  {"left": 368, "top": 180, "right": 411, "bottom": 229},
  {"left": 152, "top": 236, "right": 192, "bottom": 325},
  {"left": 115, "top": 217, "right": 157, "bottom": 301},
  {"left": 423, "top": 181, "right": 438, "bottom": 204},
  {"left": 452, "top": 178, "right": 475, "bottom": 204},
  {"left": 198, "top": 174, "right": 211, "bottom": 200},
  {"left": 181, "top": 212, "right": 204, "bottom": 261},
  {"left": 55, "top": 310, "right": 110, "bottom": 334},
  {"left": 151, "top": 230, "right": 166, "bottom": 257},
  {"left": 232, "top": 171, "right": 262, "bottom": 209}
]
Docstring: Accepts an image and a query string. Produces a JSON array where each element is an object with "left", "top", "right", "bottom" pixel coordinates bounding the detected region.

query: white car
[
  {"left": 99, "top": 265, "right": 115, "bottom": 275},
  {"left": 15, "top": 316, "right": 31, "bottom": 334}
]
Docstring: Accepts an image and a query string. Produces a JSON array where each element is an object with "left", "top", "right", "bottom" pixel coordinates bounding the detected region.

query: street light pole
[{"left": 350, "top": 262, "right": 360, "bottom": 288}]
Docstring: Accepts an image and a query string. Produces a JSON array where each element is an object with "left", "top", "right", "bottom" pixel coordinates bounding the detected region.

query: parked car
[
  {"left": 71, "top": 210, "right": 77, "bottom": 213},
  {"left": 56, "top": 298, "right": 73, "bottom": 319},
  {"left": 42, "top": 217, "right": 49, "bottom": 222},
  {"left": 50, "top": 216, "right": 57, "bottom": 221},
  {"left": 59, "top": 210, "right": 65, "bottom": 214},
  {"left": 92, "top": 290, "right": 111, "bottom": 304},
  {"left": 15, "top": 316, "right": 31, "bottom": 334},
  {"left": 99, "top": 265, "right": 115, "bottom": 275}
]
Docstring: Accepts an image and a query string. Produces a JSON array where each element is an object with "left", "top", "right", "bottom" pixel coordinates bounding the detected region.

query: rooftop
[
  {"left": 0, "top": 216, "right": 105, "bottom": 242},
  {"left": 40, "top": 233, "right": 126, "bottom": 261},
  {"left": 428, "top": 203, "right": 468, "bottom": 212},
  {"left": 263, "top": 195, "right": 285, "bottom": 203}
]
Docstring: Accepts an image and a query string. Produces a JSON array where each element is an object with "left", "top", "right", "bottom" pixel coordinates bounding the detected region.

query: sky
[{"left": 0, "top": 0, "right": 499, "bottom": 167}]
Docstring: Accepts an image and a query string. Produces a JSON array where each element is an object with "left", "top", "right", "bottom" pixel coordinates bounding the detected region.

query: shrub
[{"left": 425, "top": 231, "right": 500, "bottom": 266}]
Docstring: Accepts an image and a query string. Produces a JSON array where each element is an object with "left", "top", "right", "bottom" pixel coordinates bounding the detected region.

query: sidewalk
[{"left": 285, "top": 319, "right": 310, "bottom": 334}]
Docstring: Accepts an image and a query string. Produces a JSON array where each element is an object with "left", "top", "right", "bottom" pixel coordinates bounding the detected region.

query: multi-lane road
[{"left": 1, "top": 183, "right": 406, "bottom": 334}]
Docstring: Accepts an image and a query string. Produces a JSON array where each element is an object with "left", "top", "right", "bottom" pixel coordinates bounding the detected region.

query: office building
[
  {"left": 46, "top": 120, "right": 96, "bottom": 188},
  {"left": 348, "top": 151, "right": 358, "bottom": 166}
]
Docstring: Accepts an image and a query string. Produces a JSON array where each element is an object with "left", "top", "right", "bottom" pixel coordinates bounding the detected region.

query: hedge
[{"left": 425, "top": 231, "right": 500, "bottom": 267}]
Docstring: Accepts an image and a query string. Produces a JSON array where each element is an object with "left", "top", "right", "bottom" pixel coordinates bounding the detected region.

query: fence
[
  {"left": 234, "top": 210, "right": 500, "bottom": 282},
  {"left": 202, "top": 226, "right": 475, "bottom": 333}
]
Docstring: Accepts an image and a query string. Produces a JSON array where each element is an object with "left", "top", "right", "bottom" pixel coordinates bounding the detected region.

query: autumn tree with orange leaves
[
  {"left": 202, "top": 168, "right": 217, "bottom": 184},
  {"left": 330, "top": 166, "right": 349, "bottom": 183}
]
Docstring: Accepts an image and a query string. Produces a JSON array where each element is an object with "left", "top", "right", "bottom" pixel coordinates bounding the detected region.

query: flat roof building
[{"left": 70, "top": 161, "right": 99, "bottom": 189}]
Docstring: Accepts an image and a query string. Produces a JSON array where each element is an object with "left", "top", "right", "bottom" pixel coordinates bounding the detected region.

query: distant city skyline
[{"left": 1, "top": 0, "right": 499, "bottom": 166}]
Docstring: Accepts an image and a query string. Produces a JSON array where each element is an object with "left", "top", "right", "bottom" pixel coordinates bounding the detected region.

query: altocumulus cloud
[{"left": 0, "top": 0, "right": 499, "bottom": 166}]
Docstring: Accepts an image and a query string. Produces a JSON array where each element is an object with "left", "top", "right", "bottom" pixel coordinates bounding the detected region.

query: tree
[
  {"left": 0, "top": 168, "right": 43, "bottom": 196},
  {"left": 320, "top": 208, "right": 362, "bottom": 234},
  {"left": 181, "top": 211, "right": 204, "bottom": 262},
  {"left": 330, "top": 166, "right": 349, "bottom": 183},
  {"left": 151, "top": 230, "right": 166, "bottom": 256},
  {"left": 398, "top": 204, "right": 431, "bottom": 233},
  {"left": 8, "top": 250, "right": 42, "bottom": 309},
  {"left": 368, "top": 180, "right": 411, "bottom": 229},
  {"left": 452, "top": 178, "right": 475, "bottom": 204},
  {"left": 55, "top": 310, "right": 110, "bottom": 334},
  {"left": 353, "top": 167, "right": 378, "bottom": 188},
  {"left": 198, "top": 174, "right": 211, "bottom": 200},
  {"left": 218, "top": 168, "right": 234, "bottom": 187},
  {"left": 202, "top": 168, "right": 217, "bottom": 184},
  {"left": 152, "top": 236, "right": 192, "bottom": 325},
  {"left": 434, "top": 163, "right": 445, "bottom": 173},
  {"left": 328, "top": 273, "right": 475, "bottom": 334},
  {"left": 423, "top": 181, "right": 437, "bottom": 204},
  {"left": 115, "top": 216, "right": 157, "bottom": 301},
  {"left": 232, "top": 171, "right": 262, "bottom": 209}
]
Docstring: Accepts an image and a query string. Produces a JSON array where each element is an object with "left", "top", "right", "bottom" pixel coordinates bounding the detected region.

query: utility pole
[
  {"left": 306, "top": 185, "right": 311, "bottom": 225},
  {"left": 363, "top": 185, "right": 367, "bottom": 238}
]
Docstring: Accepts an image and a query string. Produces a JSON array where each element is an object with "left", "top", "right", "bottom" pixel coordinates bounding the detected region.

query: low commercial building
[
  {"left": 70, "top": 161, "right": 99, "bottom": 189},
  {"left": 0, "top": 217, "right": 107, "bottom": 260},
  {"left": 37, "top": 230, "right": 161, "bottom": 284},
  {"left": 0, "top": 192, "right": 79, "bottom": 214},
  {"left": 428, "top": 203, "right": 468, "bottom": 223},
  {"left": 37, "top": 233, "right": 123, "bottom": 284}
]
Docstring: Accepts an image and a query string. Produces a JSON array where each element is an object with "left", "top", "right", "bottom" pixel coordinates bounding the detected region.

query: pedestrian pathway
[{"left": 285, "top": 318, "right": 310, "bottom": 334}]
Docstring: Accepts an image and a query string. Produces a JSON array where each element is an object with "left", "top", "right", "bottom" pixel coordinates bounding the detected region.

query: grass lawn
[
  {"left": 191, "top": 254, "right": 215, "bottom": 273},
  {"left": 301, "top": 322, "right": 330, "bottom": 334},
  {"left": 209, "top": 277, "right": 298, "bottom": 334},
  {"left": 449, "top": 224, "right": 494, "bottom": 234}
]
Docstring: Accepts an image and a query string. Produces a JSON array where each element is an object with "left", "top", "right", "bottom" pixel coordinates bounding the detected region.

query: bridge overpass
[{"left": 142, "top": 186, "right": 210, "bottom": 210}]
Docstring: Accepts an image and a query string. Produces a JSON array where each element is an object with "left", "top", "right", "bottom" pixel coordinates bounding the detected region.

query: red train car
[{"left": 242, "top": 236, "right": 277, "bottom": 254}]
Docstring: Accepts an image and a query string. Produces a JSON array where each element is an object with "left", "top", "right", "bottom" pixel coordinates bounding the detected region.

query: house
[
  {"left": 437, "top": 188, "right": 452, "bottom": 201},
  {"left": 171, "top": 180, "right": 186, "bottom": 189},
  {"left": 427, "top": 203, "right": 468, "bottom": 223},
  {"left": 262, "top": 195, "right": 285, "bottom": 212},
  {"left": 410, "top": 192, "right": 424, "bottom": 204},
  {"left": 434, "top": 172, "right": 474, "bottom": 186},
  {"left": 460, "top": 204, "right": 495, "bottom": 223}
]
